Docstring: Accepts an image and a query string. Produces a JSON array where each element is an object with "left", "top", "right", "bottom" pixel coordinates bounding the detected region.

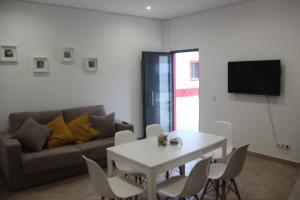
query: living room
[{"left": 0, "top": 0, "right": 299, "bottom": 199}]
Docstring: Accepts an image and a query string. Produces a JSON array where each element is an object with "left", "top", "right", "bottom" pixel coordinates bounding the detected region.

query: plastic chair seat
[
  {"left": 157, "top": 176, "right": 187, "bottom": 197},
  {"left": 83, "top": 155, "right": 145, "bottom": 199},
  {"left": 114, "top": 130, "right": 144, "bottom": 177},
  {"left": 108, "top": 177, "right": 144, "bottom": 198},
  {"left": 208, "top": 163, "right": 227, "bottom": 180},
  {"left": 157, "top": 157, "right": 211, "bottom": 199},
  {"left": 116, "top": 162, "right": 145, "bottom": 178}
]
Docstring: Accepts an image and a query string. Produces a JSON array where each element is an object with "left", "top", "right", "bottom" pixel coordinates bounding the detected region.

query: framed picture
[
  {"left": 0, "top": 45, "right": 17, "bottom": 62},
  {"left": 33, "top": 57, "right": 49, "bottom": 73},
  {"left": 84, "top": 57, "right": 98, "bottom": 72},
  {"left": 61, "top": 47, "right": 74, "bottom": 62}
]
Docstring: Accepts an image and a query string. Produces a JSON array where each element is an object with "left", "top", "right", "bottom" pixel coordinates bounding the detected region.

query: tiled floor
[
  {"left": 0, "top": 153, "right": 299, "bottom": 200},
  {"left": 289, "top": 174, "right": 300, "bottom": 200}
]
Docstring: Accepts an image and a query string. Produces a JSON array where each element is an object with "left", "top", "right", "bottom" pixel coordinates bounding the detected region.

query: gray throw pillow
[
  {"left": 90, "top": 113, "right": 115, "bottom": 138},
  {"left": 13, "top": 117, "right": 52, "bottom": 152}
]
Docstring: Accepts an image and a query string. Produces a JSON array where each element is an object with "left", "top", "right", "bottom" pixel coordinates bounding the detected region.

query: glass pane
[{"left": 158, "top": 55, "right": 171, "bottom": 131}]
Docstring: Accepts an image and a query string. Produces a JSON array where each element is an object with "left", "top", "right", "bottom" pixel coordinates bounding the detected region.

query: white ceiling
[{"left": 23, "top": 0, "right": 249, "bottom": 20}]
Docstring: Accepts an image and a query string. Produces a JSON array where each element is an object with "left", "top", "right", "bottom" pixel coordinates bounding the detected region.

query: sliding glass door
[{"left": 142, "top": 52, "right": 173, "bottom": 136}]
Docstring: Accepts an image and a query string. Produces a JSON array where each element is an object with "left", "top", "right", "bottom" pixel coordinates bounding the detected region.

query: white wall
[
  {"left": 166, "top": 0, "right": 300, "bottom": 163},
  {"left": 0, "top": 0, "right": 164, "bottom": 138}
]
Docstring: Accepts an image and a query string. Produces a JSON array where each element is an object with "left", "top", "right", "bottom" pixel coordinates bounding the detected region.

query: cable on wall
[{"left": 265, "top": 95, "right": 278, "bottom": 143}]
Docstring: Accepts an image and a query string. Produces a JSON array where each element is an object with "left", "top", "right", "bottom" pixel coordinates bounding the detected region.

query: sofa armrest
[
  {"left": 114, "top": 120, "right": 134, "bottom": 132},
  {"left": 0, "top": 131, "right": 24, "bottom": 190}
]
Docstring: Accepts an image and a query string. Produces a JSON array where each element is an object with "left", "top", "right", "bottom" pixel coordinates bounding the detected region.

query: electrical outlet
[{"left": 277, "top": 142, "right": 291, "bottom": 151}]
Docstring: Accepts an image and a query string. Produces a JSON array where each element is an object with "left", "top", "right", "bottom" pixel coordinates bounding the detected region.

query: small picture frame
[
  {"left": 0, "top": 45, "right": 17, "bottom": 62},
  {"left": 61, "top": 47, "right": 74, "bottom": 62},
  {"left": 33, "top": 57, "right": 49, "bottom": 73},
  {"left": 84, "top": 57, "right": 98, "bottom": 72}
]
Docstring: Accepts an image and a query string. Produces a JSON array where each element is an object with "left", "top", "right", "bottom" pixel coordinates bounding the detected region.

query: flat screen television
[{"left": 228, "top": 60, "right": 281, "bottom": 96}]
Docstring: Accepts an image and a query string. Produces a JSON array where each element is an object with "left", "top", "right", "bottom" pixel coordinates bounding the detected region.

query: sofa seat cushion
[
  {"left": 22, "top": 145, "right": 82, "bottom": 175},
  {"left": 75, "top": 137, "right": 114, "bottom": 161}
]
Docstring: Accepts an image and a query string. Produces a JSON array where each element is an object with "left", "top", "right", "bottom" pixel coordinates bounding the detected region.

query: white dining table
[{"left": 106, "top": 129, "right": 227, "bottom": 200}]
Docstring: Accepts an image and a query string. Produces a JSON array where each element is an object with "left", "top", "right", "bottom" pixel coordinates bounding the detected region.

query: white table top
[{"left": 107, "top": 130, "right": 226, "bottom": 168}]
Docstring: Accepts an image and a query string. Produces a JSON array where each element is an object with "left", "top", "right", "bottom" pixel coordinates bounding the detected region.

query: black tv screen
[{"left": 228, "top": 60, "right": 281, "bottom": 96}]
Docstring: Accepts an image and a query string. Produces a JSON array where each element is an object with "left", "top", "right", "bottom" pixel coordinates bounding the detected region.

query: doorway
[
  {"left": 173, "top": 50, "right": 199, "bottom": 131},
  {"left": 141, "top": 49, "right": 199, "bottom": 137}
]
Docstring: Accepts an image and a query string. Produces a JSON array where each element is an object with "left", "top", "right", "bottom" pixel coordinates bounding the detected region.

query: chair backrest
[
  {"left": 146, "top": 124, "right": 164, "bottom": 138},
  {"left": 221, "top": 144, "right": 249, "bottom": 180},
  {"left": 114, "top": 130, "right": 137, "bottom": 170},
  {"left": 115, "top": 130, "right": 136, "bottom": 145},
  {"left": 179, "top": 156, "right": 211, "bottom": 198},
  {"left": 212, "top": 121, "right": 233, "bottom": 148},
  {"left": 82, "top": 156, "right": 116, "bottom": 198}
]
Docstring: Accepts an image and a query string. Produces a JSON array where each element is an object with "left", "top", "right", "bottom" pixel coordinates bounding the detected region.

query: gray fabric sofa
[{"left": 0, "top": 105, "right": 133, "bottom": 191}]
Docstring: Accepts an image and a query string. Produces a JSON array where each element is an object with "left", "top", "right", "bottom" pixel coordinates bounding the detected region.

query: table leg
[
  {"left": 221, "top": 139, "right": 227, "bottom": 162},
  {"left": 146, "top": 172, "right": 157, "bottom": 200},
  {"left": 107, "top": 156, "right": 113, "bottom": 177}
]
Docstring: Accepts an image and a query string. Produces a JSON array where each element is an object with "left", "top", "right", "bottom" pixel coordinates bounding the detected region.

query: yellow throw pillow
[
  {"left": 46, "top": 116, "right": 76, "bottom": 148},
  {"left": 67, "top": 113, "right": 99, "bottom": 144}
]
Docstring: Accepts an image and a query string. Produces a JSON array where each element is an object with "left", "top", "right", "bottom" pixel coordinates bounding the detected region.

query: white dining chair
[
  {"left": 146, "top": 124, "right": 185, "bottom": 178},
  {"left": 200, "top": 144, "right": 249, "bottom": 200},
  {"left": 146, "top": 124, "right": 164, "bottom": 138},
  {"left": 205, "top": 121, "right": 233, "bottom": 161},
  {"left": 156, "top": 156, "right": 212, "bottom": 200},
  {"left": 83, "top": 155, "right": 144, "bottom": 200},
  {"left": 115, "top": 130, "right": 144, "bottom": 183}
]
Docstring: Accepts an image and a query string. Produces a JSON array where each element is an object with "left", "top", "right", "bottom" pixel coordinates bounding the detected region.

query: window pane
[{"left": 191, "top": 62, "right": 199, "bottom": 79}]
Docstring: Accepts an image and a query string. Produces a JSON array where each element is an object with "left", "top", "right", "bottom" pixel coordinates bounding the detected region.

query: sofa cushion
[
  {"left": 13, "top": 118, "right": 52, "bottom": 152},
  {"left": 46, "top": 116, "right": 76, "bottom": 149},
  {"left": 22, "top": 145, "right": 82, "bottom": 175},
  {"left": 90, "top": 113, "right": 115, "bottom": 139},
  {"left": 67, "top": 113, "right": 99, "bottom": 144},
  {"left": 63, "top": 105, "right": 105, "bottom": 123},
  {"left": 9, "top": 110, "right": 63, "bottom": 134},
  {"left": 75, "top": 137, "right": 114, "bottom": 161}
]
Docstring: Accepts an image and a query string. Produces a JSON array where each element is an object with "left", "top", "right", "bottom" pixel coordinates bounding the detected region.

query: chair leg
[
  {"left": 200, "top": 179, "right": 210, "bottom": 200},
  {"left": 232, "top": 179, "right": 242, "bottom": 200},
  {"left": 166, "top": 171, "right": 170, "bottom": 179},
  {"left": 179, "top": 165, "right": 185, "bottom": 176},
  {"left": 101, "top": 197, "right": 105, "bottom": 200},
  {"left": 194, "top": 194, "right": 200, "bottom": 200},
  {"left": 221, "top": 180, "right": 226, "bottom": 200},
  {"left": 156, "top": 193, "right": 161, "bottom": 200},
  {"left": 215, "top": 180, "right": 219, "bottom": 200}
]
